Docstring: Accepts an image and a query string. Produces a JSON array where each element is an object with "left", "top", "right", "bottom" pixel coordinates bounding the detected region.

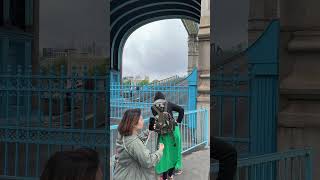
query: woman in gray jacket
[{"left": 113, "top": 108, "right": 164, "bottom": 180}]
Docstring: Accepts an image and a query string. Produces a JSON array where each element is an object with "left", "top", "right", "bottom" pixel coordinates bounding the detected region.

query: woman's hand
[{"left": 159, "top": 143, "right": 165, "bottom": 151}]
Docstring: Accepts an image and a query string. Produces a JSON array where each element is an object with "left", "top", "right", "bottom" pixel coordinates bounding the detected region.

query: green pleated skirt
[{"left": 155, "top": 126, "right": 182, "bottom": 174}]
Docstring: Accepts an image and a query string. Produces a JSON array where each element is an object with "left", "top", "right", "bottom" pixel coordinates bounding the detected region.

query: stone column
[
  {"left": 277, "top": 0, "right": 320, "bottom": 179},
  {"left": 187, "top": 34, "right": 199, "bottom": 74},
  {"left": 197, "top": 0, "right": 210, "bottom": 144}
]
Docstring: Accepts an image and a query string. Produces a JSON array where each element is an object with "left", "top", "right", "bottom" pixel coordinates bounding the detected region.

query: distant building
[
  {"left": 144, "top": 75, "right": 150, "bottom": 81},
  {"left": 42, "top": 48, "right": 77, "bottom": 58},
  {"left": 39, "top": 47, "right": 107, "bottom": 77},
  {"left": 122, "top": 75, "right": 150, "bottom": 85},
  {"left": 66, "top": 56, "right": 106, "bottom": 76}
]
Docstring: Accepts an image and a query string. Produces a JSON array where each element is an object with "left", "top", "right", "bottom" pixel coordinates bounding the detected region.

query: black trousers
[
  {"left": 162, "top": 168, "right": 174, "bottom": 179},
  {"left": 210, "top": 137, "right": 237, "bottom": 180}
]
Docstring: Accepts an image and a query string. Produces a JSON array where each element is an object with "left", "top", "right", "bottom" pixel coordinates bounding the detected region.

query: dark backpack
[{"left": 151, "top": 99, "right": 177, "bottom": 135}]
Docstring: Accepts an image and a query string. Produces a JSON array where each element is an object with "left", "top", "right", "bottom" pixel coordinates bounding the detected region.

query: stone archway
[{"left": 111, "top": 0, "right": 201, "bottom": 76}]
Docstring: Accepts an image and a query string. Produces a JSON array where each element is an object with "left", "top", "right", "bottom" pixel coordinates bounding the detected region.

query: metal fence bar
[
  {"left": 0, "top": 66, "right": 198, "bottom": 179},
  {"left": 0, "top": 65, "right": 110, "bottom": 179},
  {"left": 211, "top": 148, "right": 313, "bottom": 180},
  {"left": 306, "top": 149, "right": 313, "bottom": 180}
]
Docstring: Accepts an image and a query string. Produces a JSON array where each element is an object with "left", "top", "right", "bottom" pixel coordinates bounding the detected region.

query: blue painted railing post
[
  {"left": 246, "top": 20, "right": 280, "bottom": 180},
  {"left": 187, "top": 68, "right": 197, "bottom": 111},
  {"left": 110, "top": 70, "right": 114, "bottom": 99},
  {"left": 247, "top": 19, "right": 279, "bottom": 155},
  {"left": 0, "top": 37, "right": 9, "bottom": 117},
  {"left": 187, "top": 68, "right": 197, "bottom": 145},
  {"left": 0, "top": 37, "right": 9, "bottom": 72},
  {"left": 110, "top": 70, "right": 113, "bottom": 84},
  {"left": 205, "top": 108, "right": 209, "bottom": 148},
  {"left": 25, "top": 40, "right": 32, "bottom": 67},
  {"left": 306, "top": 148, "right": 313, "bottom": 180}
]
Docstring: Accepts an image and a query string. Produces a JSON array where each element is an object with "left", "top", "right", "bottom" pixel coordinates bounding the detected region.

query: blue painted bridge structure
[
  {"left": 0, "top": 0, "right": 314, "bottom": 179},
  {"left": 211, "top": 19, "right": 313, "bottom": 179}
]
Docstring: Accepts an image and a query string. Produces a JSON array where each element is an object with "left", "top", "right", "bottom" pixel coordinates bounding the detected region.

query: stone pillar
[
  {"left": 197, "top": 0, "right": 210, "bottom": 143},
  {"left": 187, "top": 34, "right": 199, "bottom": 74},
  {"left": 277, "top": 0, "right": 320, "bottom": 179}
]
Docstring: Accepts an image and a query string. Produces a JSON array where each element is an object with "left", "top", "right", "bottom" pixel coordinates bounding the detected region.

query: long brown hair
[
  {"left": 118, "top": 108, "right": 141, "bottom": 136},
  {"left": 40, "top": 148, "right": 100, "bottom": 180}
]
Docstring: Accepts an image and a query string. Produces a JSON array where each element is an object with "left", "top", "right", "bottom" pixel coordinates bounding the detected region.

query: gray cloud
[
  {"left": 39, "top": 0, "right": 109, "bottom": 56},
  {"left": 122, "top": 19, "right": 188, "bottom": 81},
  {"left": 211, "top": 0, "right": 249, "bottom": 50}
]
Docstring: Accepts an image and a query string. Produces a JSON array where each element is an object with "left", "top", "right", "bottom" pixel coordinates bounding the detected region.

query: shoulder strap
[{"left": 164, "top": 100, "right": 168, "bottom": 112}]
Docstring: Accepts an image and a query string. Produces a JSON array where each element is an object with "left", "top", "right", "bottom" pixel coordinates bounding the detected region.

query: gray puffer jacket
[{"left": 113, "top": 130, "right": 163, "bottom": 180}]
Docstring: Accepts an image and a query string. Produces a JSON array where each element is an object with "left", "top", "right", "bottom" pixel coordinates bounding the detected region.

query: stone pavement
[{"left": 174, "top": 148, "right": 210, "bottom": 180}]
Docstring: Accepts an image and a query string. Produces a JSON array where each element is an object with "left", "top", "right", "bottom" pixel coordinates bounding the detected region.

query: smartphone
[{"left": 149, "top": 117, "right": 155, "bottom": 130}]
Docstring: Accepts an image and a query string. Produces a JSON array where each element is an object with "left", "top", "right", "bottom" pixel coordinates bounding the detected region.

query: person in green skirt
[{"left": 151, "top": 92, "right": 184, "bottom": 180}]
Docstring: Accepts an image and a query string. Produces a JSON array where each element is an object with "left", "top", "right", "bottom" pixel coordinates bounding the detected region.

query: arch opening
[{"left": 111, "top": 0, "right": 201, "bottom": 78}]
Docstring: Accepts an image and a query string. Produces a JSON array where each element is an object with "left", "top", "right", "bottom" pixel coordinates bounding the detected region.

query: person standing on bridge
[
  {"left": 151, "top": 91, "right": 184, "bottom": 180},
  {"left": 113, "top": 108, "right": 165, "bottom": 180}
]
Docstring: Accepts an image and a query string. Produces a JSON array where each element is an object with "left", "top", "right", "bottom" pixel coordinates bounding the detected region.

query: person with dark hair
[
  {"left": 211, "top": 137, "right": 237, "bottom": 180},
  {"left": 40, "top": 148, "right": 103, "bottom": 180},
  {"left": 113, "top": 108, "right": 165, "bottom": 180},
  {"left": 151, "top": 92, "right": 184, "bottom": 180}
]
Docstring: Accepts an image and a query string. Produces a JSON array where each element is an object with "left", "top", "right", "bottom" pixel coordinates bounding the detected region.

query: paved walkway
[{"left": 174, "top": 148, "right": 209, "bottom": 180}]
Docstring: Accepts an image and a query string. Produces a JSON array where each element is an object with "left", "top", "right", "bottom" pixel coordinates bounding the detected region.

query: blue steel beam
[{"left": 111, "top": 0, "right": 201, "bottom": 71}]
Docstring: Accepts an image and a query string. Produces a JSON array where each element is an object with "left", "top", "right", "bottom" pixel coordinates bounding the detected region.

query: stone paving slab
[{"left": 174, "top": 148, "right": 209, "bottom": 180}]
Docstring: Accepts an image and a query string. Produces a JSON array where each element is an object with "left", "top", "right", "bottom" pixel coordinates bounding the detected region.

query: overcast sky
[
  {"left": 122, "top": 19, "right": 188, "bottom": 81},
  {"left": 39, "top": 0, "right": 109, "bottom": 56},
  {"left": 211, "top": 0, "right": 249, "bottom": 49}
]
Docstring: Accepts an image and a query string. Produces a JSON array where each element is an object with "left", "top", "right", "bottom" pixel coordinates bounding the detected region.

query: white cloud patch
[{"left": 122, "top": 19, "right": 188, "bottom": 81}]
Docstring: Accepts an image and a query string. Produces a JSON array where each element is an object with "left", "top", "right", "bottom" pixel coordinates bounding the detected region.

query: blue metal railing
[
  {"left": 110, "top": 83, "right": 189, "bottom": 120},
  {"left": 0, "top": 65, "right": 110, "bottom": 179},
  {"left": 0, "top": 64, "right": 314, "bottom": 180},
  {"left": 212, "top": 20, "right": 280, "bottom": 159},
  {"left": 110, "top": 68, "right": 198, "bottom": 122},
  {"left": 211, "top": 148, "right": 313, "bottom": 180}
]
